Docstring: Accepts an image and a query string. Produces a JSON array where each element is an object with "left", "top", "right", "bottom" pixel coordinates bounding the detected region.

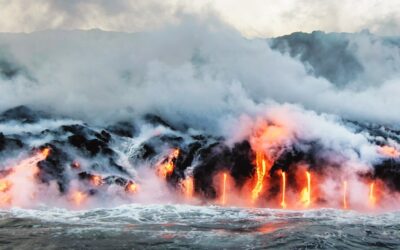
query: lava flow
[
  {"left": 71, "top": 191, "right": 87, "bottom": 206},
  {"left": 158, "top": 149, "right": 180, "bottom": 178},
  {"left": 300, "top": 171, "right": 311, "bottom": 207},
  {"left": 0, "top": 148, "right": 50, "bottom": 207},
  {"left": 91, "top": 175, "right": 103, "bottom": 186},
  {"left": 221, "top": 173, "right": 227, "bottom": 205},
  {"left": 251, "top": 152, "right": 267, "bottom": 202},
  {"left": 126, "top": 182, "right": 138, "bottom": 193},
  {"left": 343, "top": 181, "right": 348, "bottom": 209},
  {"left": 280, "top": 171, "right": 287, "bottom": 208},
  {"left": 181, "top": 177, "right": 194, "bottom": 199},
  {"left": 0, "top": 180, "right": 11, "bottom": 192},
  {"left": 369, "top": 182, "right": 376, "bottom": 206}
]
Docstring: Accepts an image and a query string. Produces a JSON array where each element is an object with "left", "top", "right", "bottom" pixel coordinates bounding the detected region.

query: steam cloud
[
  {"left": 0, "top": 14, "right": 399, "bottom": 210},
  {"left": 0, "top": 16, "right": 399, "bottom": 130}
]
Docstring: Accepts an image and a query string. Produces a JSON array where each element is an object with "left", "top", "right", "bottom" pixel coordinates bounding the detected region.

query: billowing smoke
[
  {"left": 0, "top": 17, "right": 400, "bottom": 128},
  {"left": 0, "top": 16, "right": 399, "bottom": 211}
]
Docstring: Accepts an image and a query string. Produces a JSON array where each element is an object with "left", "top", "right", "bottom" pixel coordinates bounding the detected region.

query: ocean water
[{"left": 0, "top": 205, "right": 398, "bottom": 249}]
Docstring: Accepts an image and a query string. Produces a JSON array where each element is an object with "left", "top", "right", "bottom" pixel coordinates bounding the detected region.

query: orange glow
[
  {"left": 126, "top": 182, "right": 138, "bottom": 193},
  {"left": 343, "top": 181, "right": 348, "bottom": 209},
  {"left": 71, "top": 191, "right": 86, "bottom": 205},
  {"left": 91, "top": 175, "right": 102, "bottom": 186},
  {"left": 0, "top": 194, "right": 11, "bottom": 206},
  {"left": 378, "top": 145, "right": 400, "bottom": 158},
  {"left": 221, "top": 173, "right": 227, "bottom": 205},
  {"left": 369, "top": 182, "right": 376, "bottom": 206},
  {"left": 0, "top": 180, "right": 11, "bottom": 192},
  {"left": 258, "top": 125, "right": 287, "bottom": 145},
  {"left": 41, "top": 147, "right": 51, "bottom": 158},
  {"left": 251, "top": 153, "right": 267, "bottom": 202},
  {"left": 158, "top": 149, "right": 180, "bottom": 178},
  {"left": 300, "top": 171, "right": 311, "bottom": 207},
  {"left": 280, "top": 171, "right": 287, "bottom": 208},
  {"left": 182, "top": 177, "right": 194, "bottom": 198},
  {"left": 172, "top": 148, "right": 180, "bottom": 158}
]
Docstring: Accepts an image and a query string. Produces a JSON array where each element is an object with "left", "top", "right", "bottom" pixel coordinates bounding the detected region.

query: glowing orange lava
[
  {"left": 378, "top": 145, "right": 400, "bottom": 158},
  {"left": 158, "top": 149, "right": 180, "bottom": 178},
  {"left": 181, "top": 177, "right": 194, "bottom": 199},
  {"left": 343, "top": 181, "right": 348, "bottom": 209},
  {"left": 71, "top": 191, "right": 86, "bottom": 205},
  {"left": 41, "top": 147, "right": 51, "bottom": 158},
  {"left": 126, "top": 182, "right": 138, "bottom": 193},
  {"left": 369, "top": 182, "right": 376, "bottom": 206},
  {"left": 280, "top": 171, "right": 287, "bottom": 208},
  {"left": 221, "top": 173, "right": 227, "bottom": 205},
  {"left": 0, "top": 180, "right": 11, "bottom": 192},
  {"left": 0, "top": 194, "right": 11, "bottom": 206},
  {"left": 300, "top": 171, "right": 311, "bottom": 207},
  {"left": 91, "top": 175, "right": 102, "bottom": 186},
  {"left": 251, "top": 153, "right": 267, "bottom": 202}
]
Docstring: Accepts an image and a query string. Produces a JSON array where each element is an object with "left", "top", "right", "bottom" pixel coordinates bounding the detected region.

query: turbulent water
[{"left": 0, "top": 205, "right": 398, "bottom": 249}]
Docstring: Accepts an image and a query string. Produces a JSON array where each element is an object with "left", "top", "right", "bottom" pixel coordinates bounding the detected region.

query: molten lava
[
  {"left": 0, "top": 180, "right": 11, "bottom": 192},
  {"left": 221, "top": 173, "right": 227, "bottom": 205},
  {"left": 280, "top": 171, "right": 287, "bottom": 208},
  {"left": 181, "top": 177, "right": 194, "bottom": 199},
  {"left": 369, "top": 182, "right": 376, "bottom": 206},
  {"left": 91, "top": 175, "right": 102, "bottom": 186},
  {"left": 158, "top": 149, "right": 180, "bottom": 178},
  {"left": 343, "top": 181, "right": 348, "bottom": 209},
  {"left": 126, "top": 182, "right": 138, "bottom": 193},
  {"left": 41, "top": 147, "right": 51, "bottom": 158},
  {"left": 71, "top": 191, "right": 86, "bottom": 205},
  {"left": 300, "top": 171, "right": 311, "bottom": 207},
  {"left": 251, "top": 153, "right": 267, "bottom": 202}
]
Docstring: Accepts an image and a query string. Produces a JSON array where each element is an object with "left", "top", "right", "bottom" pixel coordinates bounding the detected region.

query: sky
[{"left": 0, "top": 0, "right": 400, "bottom": 37}]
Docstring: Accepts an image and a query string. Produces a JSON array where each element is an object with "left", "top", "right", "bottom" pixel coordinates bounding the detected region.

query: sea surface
[{"left": 0, "top": 204, "right": 399, "bottom": 249}]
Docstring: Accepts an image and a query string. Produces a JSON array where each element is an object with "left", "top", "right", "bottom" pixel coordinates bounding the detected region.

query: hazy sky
[{"left": 0, "top": 0, "right": 399, "bottom": 37}]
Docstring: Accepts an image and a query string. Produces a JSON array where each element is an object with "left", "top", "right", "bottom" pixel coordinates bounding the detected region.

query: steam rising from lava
[{"left": 0, "top": 17, "right": 399, "bottom": 212}]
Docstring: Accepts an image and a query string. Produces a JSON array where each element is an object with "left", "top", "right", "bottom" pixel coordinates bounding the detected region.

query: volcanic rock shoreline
[{"left": 0, "top": 105, "right": 399, "bottom": 204}]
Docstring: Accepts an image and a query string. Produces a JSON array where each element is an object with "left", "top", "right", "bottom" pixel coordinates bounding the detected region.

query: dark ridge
[
  {"left": 67, "top": 132, "right": 114, "bottom": 157},
  {"left": 106, "top": 121, "right": 136, "bottom": 138},
  {"left": 0, "top": 105, "right": 50, "bottom": 123},
  {"left": 37, "top": 144, "right": 69, "bottom": 193},
  {"left": 144, "top": 114, "right": 177, "bottom": 130},
  {"left": 270, "top": 31, "right": 363, "bottom": 87},
  {"left": 0, "top": 133, "right": 24, "bottom": 152},
  {"left": 230, "top": 140, "right": 255, "bottom": 187}
]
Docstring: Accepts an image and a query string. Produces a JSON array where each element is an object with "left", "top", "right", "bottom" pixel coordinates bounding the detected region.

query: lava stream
[
  {"left": 300, "top": 171, "right": 311, "bottom": 207},
  {"left": 343, "top": 181, "right": 348, "bottom": 209},
  {"left": 251, "top": 154, "right": 267, "bottom": 202},
  {"left": 182, "top": 177, "right": 194, "bottom": 199},
  {"left": 158, "top": 149, "right": 180, "bottom": 178},
  {"left": 221, "top": 173, "right": 227, "bottom": 205},
  {"left": 369, "top": 182, "right": 376, "bottom": 206},
  {"left": 280, "top": 171, "right": 287, "bottom": 208}
]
